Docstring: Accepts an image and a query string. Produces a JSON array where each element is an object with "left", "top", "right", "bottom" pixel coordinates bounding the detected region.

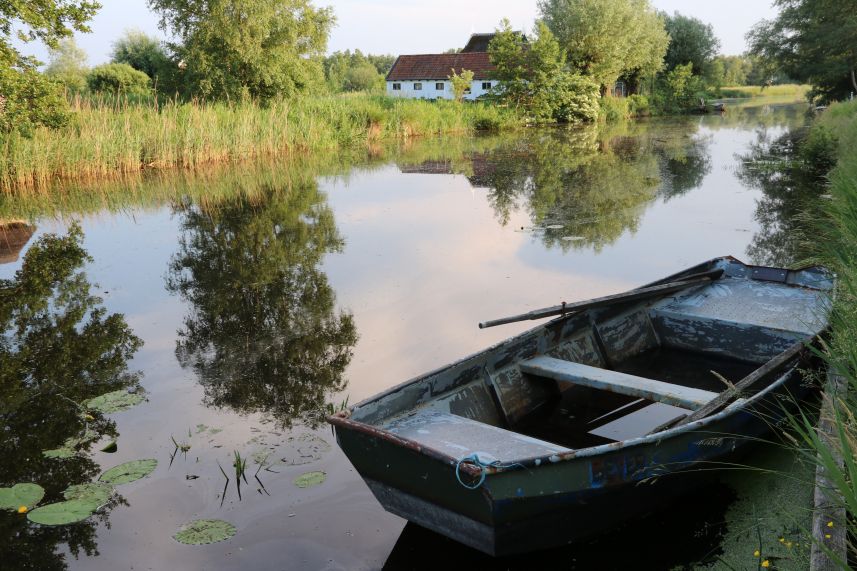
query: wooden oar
[
  {"left": 478, "top": 269, "right": 724, "bottom": 329},
  {"left": 673, "top": 340, "right": 809, "bottom": 427}
]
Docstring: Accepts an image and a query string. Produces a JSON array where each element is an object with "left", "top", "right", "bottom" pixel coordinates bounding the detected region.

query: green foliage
[
  {"left": 655, "top": 62, "right": 704, "bottom": 113},
  {"left": 324, "top": 50, "right": 393, "bottom": 93},
  {"left": 45, "top": 37, "right": 89, "bottom": 93},
  {"left": 799, "top": 125, "right": 839, "bottom": 179},
  {"left": 173, "top": 519, "right": 237, "bottom": 545},
  {"left": 662, "top": 11, "right": 720, "bottom": 75},
  {"left": 748, "top": 0, "right": 857, "bottom": 102},
  {"left": 0, "top": 484, "right": 45, "bottom": 510},
  {"left": 0, "top": 61, "right": 70, "bottom": 136},
  {"left": 449, "top": 68, "right": 474, "bottom": 102},
  {"left": 599, "top": 96, "right": 630, "bottom": 122},
  {"left": 0, "top": 0, "right": 100, "bottom": 135},
  {"left": 489, "top": 19, "right": 599, "bottom": 124},
  {"left": 110, "top": 29, "right": 173, "bottom": 90},
  {"left": 149, "top": 0, "right": 335, "bottom": 101},
  {"left": 98, "top": 459, "right": 157, "bottom": 484},
  {"left": 343, "top": 64, "right": 381, "bottom": 92},
  {"left": 539, "top": 0, "right": 669, "bottom": 91},
  {"left": 87, "top": 63, "right": 151, "bottom": 95},
  {"left": 627, "top": 94, "right": 650, "bottom": 116}
]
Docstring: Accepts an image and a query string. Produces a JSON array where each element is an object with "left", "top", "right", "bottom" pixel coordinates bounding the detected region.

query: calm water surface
[{"left": 0, "top": 99, "right": 814, "bottom": 570}]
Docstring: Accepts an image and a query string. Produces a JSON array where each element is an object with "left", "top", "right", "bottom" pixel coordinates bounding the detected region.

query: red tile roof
[{"left": 386, "top": 52, "right": 495, "bottom": 81}]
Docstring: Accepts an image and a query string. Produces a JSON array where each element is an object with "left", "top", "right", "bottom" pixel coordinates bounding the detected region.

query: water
[{"left": 0, "top": 99, "right": 816, "bottom": 570}]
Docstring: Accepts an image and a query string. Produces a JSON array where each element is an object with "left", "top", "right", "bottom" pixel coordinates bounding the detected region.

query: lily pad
[
  {"left": 62, "top": 483, "right": 113, "bottom": 509},
  {"left": 100, "top": 440, "right": 118, "bottom": 453},
  {"left": 293, "top": 471, "right": 326, "bottom": 488},
  {"left": 279, "top": 434, "right": 331, "bottom": 466},
  {"left": 0, "top": 484, "right": 45, "bottom": 511},
  {"left": 27, "top": 500, "right": 97, "bottom": 525},
  {"left": 99, "top": 459, "right": 157, "bottom": 485},
  {"left": 85, "top": 389, "right": 146, "bottom": 414},
  {"left": 43, "top": 430, "right": 100, "bottom": 459},
  {"left": 173, "top": 519, "right": 236, "bottom": 545}
]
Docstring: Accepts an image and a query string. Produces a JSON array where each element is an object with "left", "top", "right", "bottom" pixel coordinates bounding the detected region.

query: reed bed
[
  {"left": 795, "top": 99, "right": 857, "bottom": 567},
  {"left": 719, "top": 84, "right": 810, "bottom": 99},
  {"left": 0, "top": 94, "right": 520, "bottom": 194}
]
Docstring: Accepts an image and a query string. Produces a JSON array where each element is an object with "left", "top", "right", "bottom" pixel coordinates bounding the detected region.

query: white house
[{"left": 386, "top": 34, "right": 500, "bottom": 101}]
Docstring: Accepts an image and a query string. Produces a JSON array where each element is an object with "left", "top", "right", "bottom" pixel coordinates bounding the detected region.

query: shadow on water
[
  {"left": 383, "top": 481, "right": 737, "bottom": 570},
  {"left": 166, "top": 180, "right": 358, "bottom": 428},
  {"left": 0, "top": 224, "right": 140, "bottom": 571}
]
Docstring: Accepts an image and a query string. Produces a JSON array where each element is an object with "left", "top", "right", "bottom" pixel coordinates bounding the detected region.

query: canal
[{"left": 0, "top": 98, "right": 818, "bottom": 570}]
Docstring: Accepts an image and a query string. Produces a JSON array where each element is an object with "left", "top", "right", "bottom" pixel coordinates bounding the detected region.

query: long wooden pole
[{"left": 478, "top": 269, "right": 724, "bottom": 329}]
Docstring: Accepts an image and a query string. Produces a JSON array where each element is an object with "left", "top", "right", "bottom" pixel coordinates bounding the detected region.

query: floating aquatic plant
[
  {"left": 27, "top": 500, "right": 98, "bottom": 526},
  {"left": 85, "top": 389, "right": 146, "bottom": 414},
  {"left": 99, "top": 459, "right": 157, "bottom": 485},
  {"left": 62, "top": 483, "right": 113, "bottom": 509},
  {"left": 173, "top": 519, "right": 236, "bottom": 545},
  {"left": 293, "top": 471, "right": 326, "bottom": 489},
  {"left": 0, "top": 484, "right": 45, "bottom": 511},
  {"left": 42, "top": 429, "right": 99, "bottom": 459}
]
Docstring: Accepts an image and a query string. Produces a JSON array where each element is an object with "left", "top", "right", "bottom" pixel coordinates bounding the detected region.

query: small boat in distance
[{"left": 329, "top": 257, "right": 833, "bottom": 556}]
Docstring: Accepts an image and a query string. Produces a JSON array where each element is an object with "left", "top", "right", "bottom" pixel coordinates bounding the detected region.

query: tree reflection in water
[
  {"left": 402, "top": 122, "right": 713, "bottom": 253},
  {"left": 0, "top": 224, "right": 141, "bottom": 570},
  {"left": 736, "top": 125, "right": 821, "bottom": 266},
  {"left": 167, "top": 182, "right": 357, "bottom": 428}
]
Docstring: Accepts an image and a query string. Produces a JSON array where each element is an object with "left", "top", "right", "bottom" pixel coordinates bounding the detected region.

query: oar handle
[{"left": 478, "top": 269, "right": 723, "bottom": 329}]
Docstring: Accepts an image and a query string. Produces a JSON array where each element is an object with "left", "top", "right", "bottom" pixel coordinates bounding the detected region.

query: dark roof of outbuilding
[
  {"left": 386, "top": 52, "right": 495, "bottom": 81},
  {"left": 462, "top": 33, "right": 497, "bottom": 53}
]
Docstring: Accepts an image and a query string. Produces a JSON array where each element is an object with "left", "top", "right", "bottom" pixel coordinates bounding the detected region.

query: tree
[
  {"left": 539, "top": 0, "right": 669, "bottom": 92},
  {"left": 0, "top": 0, "right": 100, "bottom": 135},
  {"left": 748, "top": 0, "right": 857, "bottom": 101},
  {"left": 343, "top": 64, "right": 381, "bottom": 92},
  {"left": 111, "top": 29, "right": 172, "bottom": 88},
  {"left": 449, "top": 68, "right": 474, "bottom": 102},
  {"left": 662, "top": 12, "right": 720, "bottom": 75},
  {"left": 489, "top": 19, "right": 599, "bottom": 123},
  {"left": 45, "top": 37, "right": 89, "bottom": 93},
  {"left": 148, "top": 0, "right": 335, "bottom": 102}
]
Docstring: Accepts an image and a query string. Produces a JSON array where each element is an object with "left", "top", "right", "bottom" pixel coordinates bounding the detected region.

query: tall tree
[
  {"left": 748, "top": 0, "right": 857, "bottom": 101},
  {"left": 662, "top": 12, "right": 720, "bottom": 75},
  {"left": 111, "top": 29, "right": 172, "bottom": 88},
  {"left": 0, "top": 0, "right": 100, "bottom": 134},
  {"left": 489, "top": 19, "right": 599, "bottom": 123},
  {"left": 539, "top": 0, "right": 669, "bottom": 92},
  {"left": 148, "top": 0, "right": 335, "bottom": 101},
  {"left": 45, "top": 37, "right": 89, "bottom": 92}
]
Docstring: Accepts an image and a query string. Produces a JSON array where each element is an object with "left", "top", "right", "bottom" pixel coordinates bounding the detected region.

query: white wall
[{"left": 386, "top": 79, "right": 498, "bottom": 101}]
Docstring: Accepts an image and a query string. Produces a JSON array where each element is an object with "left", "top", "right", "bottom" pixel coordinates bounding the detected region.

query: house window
[
  {"left": 414, "top": 83, "right": 422, "bottom": 90},
  {"left": 435, "top": 82, "right": 444, "bottom": 90},
  {"left": 482, "top": 82, "right": 492, "bottom": 90},
  {"left": 392, "top": 83, "right": 401, "bottom": 91}
]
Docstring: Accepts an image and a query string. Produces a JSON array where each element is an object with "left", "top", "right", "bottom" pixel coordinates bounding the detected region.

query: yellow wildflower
[
  {"left": 827, "top": 521, "right": 834, "bottom": 528},
  {"left": 778, "top": 537, "right": 785, "bottom": 543},
  {"left": 754, "top": 549, "right": 761, "bottom": 557},
  {"left": 785, "top": 541, "right": 793, "bottom": 549},
  {"left": 17, "top": 506, "right": 27, "bottom": 514},
  {"left": 761, "top": 560, "right": 770, "bottom": 568},
  {"left": 825, "top": 534, "right": 831, "bottom": 539}
]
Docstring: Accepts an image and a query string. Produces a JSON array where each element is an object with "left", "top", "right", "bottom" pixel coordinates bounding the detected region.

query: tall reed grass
[
  {"left": 0, "top": 93, "right": 521, "bottom": 194},
  {"left": 718, "top": 84, "right": 810, "bottom": 99},
  {"left": 793, "top": 99, "right": 857, "bottom": 567}
]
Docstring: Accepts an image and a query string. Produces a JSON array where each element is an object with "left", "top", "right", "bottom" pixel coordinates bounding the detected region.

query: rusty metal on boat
[{"left": 329, "top": 257, "right": 833, "bottom": 556}]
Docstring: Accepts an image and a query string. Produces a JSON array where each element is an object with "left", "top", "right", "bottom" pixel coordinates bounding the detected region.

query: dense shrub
[
  {"left": 87, "top": 64, "right": 151, "bottom": 96},
  {"left": 0, "top": 64, "right": 70, "bottom": 136},
  {"left": 551, "top": 74, "right": 600, "bottom": 124},
  {"left": 599, "top": 96, "right": 630, "bottom": 123},
  {"left": 627, "top": 94, "right": 650, "bottom": 116}
]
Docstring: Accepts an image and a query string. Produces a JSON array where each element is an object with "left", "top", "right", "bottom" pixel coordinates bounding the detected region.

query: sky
[{"left": 17, "top": 0, "right": 779, "bottom": 66}]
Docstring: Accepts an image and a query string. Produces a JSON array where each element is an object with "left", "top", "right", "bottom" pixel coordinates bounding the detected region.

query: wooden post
[{"left": 810, "top": 368, "right": 848, "bottom": 571}]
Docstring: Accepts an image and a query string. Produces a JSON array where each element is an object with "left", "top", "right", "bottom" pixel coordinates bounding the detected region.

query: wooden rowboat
[{"left": 328, "top": 257, "right": 833, "bottom": 556}]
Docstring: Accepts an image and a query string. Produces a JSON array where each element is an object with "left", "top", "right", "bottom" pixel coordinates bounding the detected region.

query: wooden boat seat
[
  {"left": 520, "top": 356, "right": 718, "bottom": 411},
  {"left": 382, "top": 410, "right": 571, "bottom": 463}
]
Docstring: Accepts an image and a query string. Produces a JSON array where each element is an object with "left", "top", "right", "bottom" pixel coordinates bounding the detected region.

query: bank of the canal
[{"left": 0, "top": 97, "right": 822, "bottom": 570}]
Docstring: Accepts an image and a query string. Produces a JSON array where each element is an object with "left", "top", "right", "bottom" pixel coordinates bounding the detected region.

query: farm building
[{"left": 386, "top": 33, "right": 502, "bottom": 101}]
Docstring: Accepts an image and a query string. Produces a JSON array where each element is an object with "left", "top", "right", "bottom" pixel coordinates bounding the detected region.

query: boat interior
[{"left": 348, "top": 261, "right": 831, "bottom": 463}]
